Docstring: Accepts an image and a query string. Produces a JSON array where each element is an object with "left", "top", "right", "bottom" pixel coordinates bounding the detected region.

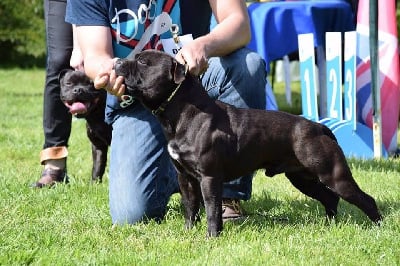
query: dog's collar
[{"left": 152, "top": 64, "right": 188, "bottom": 116}]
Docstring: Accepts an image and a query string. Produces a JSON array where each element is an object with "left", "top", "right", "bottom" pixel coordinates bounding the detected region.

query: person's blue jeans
[{"left": 109, "top": 47, "right": 268, "bottom": 224}]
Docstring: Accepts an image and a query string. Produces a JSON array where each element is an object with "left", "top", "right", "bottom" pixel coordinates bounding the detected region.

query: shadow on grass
[
  {"left": 236, "top": 190, "right": 398, "bottom": 232},
  {"left": 165, "top": 172, "right": 398, "bottom": 233}
]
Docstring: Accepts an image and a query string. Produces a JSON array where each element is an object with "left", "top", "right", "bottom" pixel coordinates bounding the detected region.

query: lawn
[{"left": 0, "top": 68, "right": 399, "bottom": 265}]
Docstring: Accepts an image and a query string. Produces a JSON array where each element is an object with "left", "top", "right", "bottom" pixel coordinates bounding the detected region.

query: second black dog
[
  {"left": 59, "top": 69, "right": 112, "bottom": 182},
  {"left": 115, "top": 50, "right": 382, "bottom": 237}
]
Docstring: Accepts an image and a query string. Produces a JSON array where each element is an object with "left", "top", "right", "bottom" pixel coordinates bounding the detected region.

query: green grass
[
  {"left": 0, "top": 68, "right": 399, "bottom": 265},
  {"left": 271, "top": 79, "right": 302, "bottom": 114}
]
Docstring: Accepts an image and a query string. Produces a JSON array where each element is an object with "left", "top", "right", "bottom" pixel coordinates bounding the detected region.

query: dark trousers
[{"left": 42, "top": 0, "right": 73, "bottom": 149}]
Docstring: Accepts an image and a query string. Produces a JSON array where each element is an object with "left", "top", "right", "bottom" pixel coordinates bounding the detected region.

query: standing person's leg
[
  {"left": 108, "top": 105, "right": 179, "bottom": 225},
  {"left": 201, "top": 47, "right": 268, "bottom": 219},
  {"left": 33, "top": 0, "right": 73, "bottom": 188}
]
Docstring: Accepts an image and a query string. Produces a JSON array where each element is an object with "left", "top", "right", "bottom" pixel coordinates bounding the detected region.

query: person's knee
[
  {"left": 222, "top": 49, "right": 267, "bottom": 108},
  {"left": 111, "top": 199, "right": 166, "bottom": 225},
  {"left": 223, "top": 48, "right": 266, "bottom": 76},
  {"left": 244, "top": 51, "right": 267, "bottom": 78}
]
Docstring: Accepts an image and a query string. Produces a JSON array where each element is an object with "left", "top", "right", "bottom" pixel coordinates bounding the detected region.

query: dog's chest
[
  {"left": 167, "top": 142, "right": 180, "bottom": 161},
  {"left": 167, "top": 141, "right": 200, "bottom": 177}
]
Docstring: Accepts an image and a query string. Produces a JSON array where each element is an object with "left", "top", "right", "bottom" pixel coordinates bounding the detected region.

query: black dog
[
  {"left": 114, "top": 50, "right": 382, "bottom": 237},
  {"left": 59, "top": 69, "right": 112, "bottom": 182}
]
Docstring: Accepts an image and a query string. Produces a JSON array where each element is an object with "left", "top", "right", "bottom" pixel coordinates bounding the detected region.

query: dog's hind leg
[
  {"left": 318, "top": 166, "right": 382, "bottom": 224},
  {"left": 294, "top": 135, "right": 382, "bottom": 223},
  {"left": 285, "top": 172, "right": 340, "bottom": 218},
  {"left": 309, "top": 152, "right": 383, "bottom": 224}
]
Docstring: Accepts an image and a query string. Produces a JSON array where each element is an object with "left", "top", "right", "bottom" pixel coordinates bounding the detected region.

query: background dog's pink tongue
[{"left": 69, "top": 102, "right": 87, "bottom": 114}]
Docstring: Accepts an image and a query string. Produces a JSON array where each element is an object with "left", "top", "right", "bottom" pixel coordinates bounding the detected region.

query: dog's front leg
[
  {"left": 177, "top": 172, "right": 202, "bottom": 230},
  {"left": 90, "top": 143, "right": 108, "bottom": 182},
  {"left": 200, "top": 176, "right": 223, "bottom": 237},
  {"left": 86, "top": 123, "right": 108, "bottom": 182}
]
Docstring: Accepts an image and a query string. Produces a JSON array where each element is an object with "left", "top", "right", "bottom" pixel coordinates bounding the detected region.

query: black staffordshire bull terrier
[
  {"left": 114, "top": 50, "right": 382, "bottom": 237},
  {"left": 59, "top": 69, "right": 112, "bottom": 182}
]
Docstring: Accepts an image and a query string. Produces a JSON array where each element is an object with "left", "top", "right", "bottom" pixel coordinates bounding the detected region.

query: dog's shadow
[
  {"left": 239, "top": 192, "right": 331, "bottom": 228},
  {"left": 166, "top": 176, "right": 398, "bottom": 232},
  {"left": 234, "top": 190, "right": 398, "bottom": 232}
]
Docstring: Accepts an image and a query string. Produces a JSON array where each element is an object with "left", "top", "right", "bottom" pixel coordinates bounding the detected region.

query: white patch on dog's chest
[{"left": 167, "top": 143, "right": 180, "bottom": 161}]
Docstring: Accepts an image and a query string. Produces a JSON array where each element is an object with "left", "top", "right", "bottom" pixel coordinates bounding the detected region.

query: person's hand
[
  {"left": 70, "top": 48, "right": 84, "bottom": 71},
  {"left": 93, "top": 58, "right": 126, "bottom": 97},
  {"left": 175, "top": 40, "right": 209, "bottom": 76}
]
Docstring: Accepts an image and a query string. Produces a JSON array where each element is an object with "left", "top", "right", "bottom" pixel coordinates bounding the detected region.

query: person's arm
[
  {"left": 75, "top": 25, "right": 125, "bottom": 96},
  {"left": 176, "top": 0, "right": 251, "bottom": 75},
  {"left": 203, "top": 0, "right": 251, "bottom": 56},
  {"left": 70, "top": 24, "right": 84, "bottom": 71}
]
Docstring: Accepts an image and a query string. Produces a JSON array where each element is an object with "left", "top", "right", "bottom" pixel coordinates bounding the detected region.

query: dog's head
[
  {"left": 114, "top": 50, "right": 187, "bottom": 111},
  {"left": 59, "top": 69, "right": 106, "bottom": 118}
]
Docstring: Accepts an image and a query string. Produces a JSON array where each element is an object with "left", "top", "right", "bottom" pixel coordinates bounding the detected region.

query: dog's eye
[
  {"left": 137, "top": 58, "right": 147, "bottom": 65},
  {"left": 136, "top": 54, "right": 152, "bottom": 66}
]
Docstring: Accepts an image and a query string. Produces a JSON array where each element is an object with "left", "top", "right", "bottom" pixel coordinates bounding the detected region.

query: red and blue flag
[{"left": 356, "top": 0, "right": 400, "bottom": 154}]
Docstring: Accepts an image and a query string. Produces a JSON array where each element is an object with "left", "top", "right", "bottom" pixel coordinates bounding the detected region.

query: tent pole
[{"left": 369, "top": 0, "right": 382, "bottom": 158}]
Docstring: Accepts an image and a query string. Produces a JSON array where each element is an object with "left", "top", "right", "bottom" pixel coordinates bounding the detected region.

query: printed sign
[
  {"left": 298, "top": 33, "right": 319, "bottom": 121},
  {"left": 344, "top": 31, "right": 357, "bottom": 130},
  {"left": 161, "top": 34, "right": 194, "bottom": 56},
  {"left": 325, "top": 32, "right": 343, "bottom": 120}
]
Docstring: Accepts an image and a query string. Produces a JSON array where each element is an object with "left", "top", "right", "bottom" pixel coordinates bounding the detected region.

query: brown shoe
[
  {"left": 31, "top": 168, "right": 69, "bottom": 188},
  {"left": 222, "top": 198, "right": 244, "bottom": 222}
]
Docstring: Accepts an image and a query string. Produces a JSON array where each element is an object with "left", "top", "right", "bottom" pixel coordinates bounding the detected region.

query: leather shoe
[
  {"left": 31, "top": 168, "right": 69, "bottom": 188},
  {"left": 222, "top": 198, "right": 244, "bottom": 222}
]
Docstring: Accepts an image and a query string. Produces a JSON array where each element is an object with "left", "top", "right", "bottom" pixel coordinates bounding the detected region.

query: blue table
[{"left": 247, "top": 0, "right": 355, "bottom": 72}]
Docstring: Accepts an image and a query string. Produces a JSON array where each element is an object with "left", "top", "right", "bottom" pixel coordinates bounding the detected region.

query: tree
[{"left": 0, "top": 0, "right": 45, "bottom": 67}]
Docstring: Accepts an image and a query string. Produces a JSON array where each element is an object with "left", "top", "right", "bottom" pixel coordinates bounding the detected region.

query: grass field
[{"left": 0, "top": 68, "right": 399, "bottom": 265}]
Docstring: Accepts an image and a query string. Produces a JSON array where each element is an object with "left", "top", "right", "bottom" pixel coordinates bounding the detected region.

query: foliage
[
  {"left": 0, "top": 0, "right": 45, "bottom": 67},
  {"left": 397, "top": 1, "right": 400, "bottom": 42},
  {"left": 0, "top": 69, "right": 399, "bottom": 265}
]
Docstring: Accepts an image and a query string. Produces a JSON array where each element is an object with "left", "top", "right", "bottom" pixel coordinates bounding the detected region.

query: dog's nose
[
  {"left": 114, "top": 59, "right": 125, "bottom": 70},
  {"left": 114, "top": 58, "right": 128, "bottom": 76},
  {"left": 73, "top": 87, "right": 82, "bottom": 94}
]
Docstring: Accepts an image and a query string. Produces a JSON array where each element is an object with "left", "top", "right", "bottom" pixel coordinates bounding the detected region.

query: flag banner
[{"left": 356, "top": 0, "right": 400, "bottom": 154}]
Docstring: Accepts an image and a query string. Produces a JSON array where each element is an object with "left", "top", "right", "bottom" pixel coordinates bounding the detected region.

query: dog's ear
[
  {"left": 173, "top": 61, "right": 187, "bottom": 84},
  {"left": 59, "top": 69, "right": 72, "bottom": 82}
]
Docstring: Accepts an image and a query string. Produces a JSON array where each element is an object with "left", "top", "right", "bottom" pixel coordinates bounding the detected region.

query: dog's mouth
[
  {"left": 64, "top": 101, "right": 89, "bottom": 115},
  {"left": 64, "top": 98, "right": 99, "bottom": 116}
]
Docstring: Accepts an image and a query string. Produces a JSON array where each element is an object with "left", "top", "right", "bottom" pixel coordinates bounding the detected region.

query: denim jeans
[{"left": 109, "top": 47, "right": 268, "bottom": 224}]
